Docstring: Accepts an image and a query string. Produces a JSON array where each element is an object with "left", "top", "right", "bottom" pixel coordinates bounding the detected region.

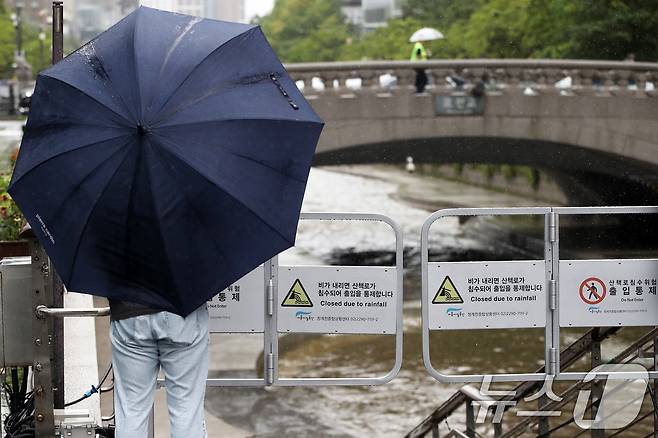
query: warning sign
[
  {"left": 432, "top": 276, "right": 464, "bottom": 304},
  {"left": 278, "top": 265, "right": 397, "bottom": 335},
  {"left": 207, "top": 265, "right": 265, "bottom": 333},
  {"left": 281, "top": 279, "right": 313, "bottom": 307},
  {"left": 427, "top": 261, "right": 546, "bottom": 330},
  {"left": 579, "top": 277, "right": 606, "bottom": 305},
  {"left": 560, "top": 259, "right": 658, "bottom": 327}
]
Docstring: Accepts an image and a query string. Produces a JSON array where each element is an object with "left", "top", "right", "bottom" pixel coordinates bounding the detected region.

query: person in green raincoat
[{"left": 411, "top": 41, "right": 428, "bottom": 93}]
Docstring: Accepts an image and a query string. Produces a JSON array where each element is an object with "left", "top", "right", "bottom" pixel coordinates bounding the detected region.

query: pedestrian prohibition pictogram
[
  {"left": 281, "top": 279, "right": 313, "bottom": 307},
  {"left": 579, "top": 277, "right": 606, "bottom": 304},
  {"left": 432, "top": 276, "right": 464, "bottom": 304}
]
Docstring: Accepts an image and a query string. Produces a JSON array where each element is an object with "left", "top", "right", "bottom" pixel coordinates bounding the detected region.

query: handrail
[
  {"left": 284, "top": 59, "right": 658, "bottom": 96},
  {"left": 405, "top": 327, "right": 621, "bottom": 438},
  {"left": 285, "top": 59, "right": 658, "bottom": 73},
  {"left": 499, "top": 328, "right": 658, "bottom": 438},
  {"left": 35, "top": 304, "right": 110, "bottom": 318}
]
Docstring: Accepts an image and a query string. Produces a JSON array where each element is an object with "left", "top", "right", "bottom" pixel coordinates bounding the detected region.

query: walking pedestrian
[{"left": 411, "top": 41, "right": 428, "bottom": 93}]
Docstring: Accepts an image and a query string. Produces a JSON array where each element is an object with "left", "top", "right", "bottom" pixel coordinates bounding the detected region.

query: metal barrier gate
[
  {"left": 158, "top": 212, "right": 404, "bottom": 387},
  {"left": 421, "top": 206, "right": 658, "bottom": 383}
]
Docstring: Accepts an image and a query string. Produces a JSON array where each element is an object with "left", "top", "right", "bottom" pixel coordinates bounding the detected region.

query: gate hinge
[
  {"left": 267, "top": 279, "right": 274, "bottom": 316},
  {"left": 548, "top": 212, "right": 557, "bottom": 243},
  {"left": 549, "top": 279, "right": 557, "bottom": 310},
  {"left": 549, "top": 348, "right": 558, "bottom": 375},
  {"left": 266, "top": 352, "right": 275, "bottom": 385}
]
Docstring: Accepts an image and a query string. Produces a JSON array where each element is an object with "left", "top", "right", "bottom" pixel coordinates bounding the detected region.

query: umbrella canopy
[
  {"left": 9, "top": 6, "right": 324, "bottom": 316},
  {"left": 409, "top": 27, "right": 444, "bottom": 43}
]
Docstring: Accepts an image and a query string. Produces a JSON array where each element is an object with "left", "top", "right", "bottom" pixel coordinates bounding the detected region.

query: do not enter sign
[{"left": 579, "top": 277, "right": 606, "bottom": 304}]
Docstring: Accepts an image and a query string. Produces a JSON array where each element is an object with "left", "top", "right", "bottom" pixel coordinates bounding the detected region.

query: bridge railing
[{"left": 285, "top": 59, "right": 658, "bottom": 96}]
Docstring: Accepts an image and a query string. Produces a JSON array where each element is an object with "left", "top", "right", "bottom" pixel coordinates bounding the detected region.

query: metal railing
[
  {"left": 406, "top": 326, "right": 658, "bottom": 438},
  {"left": 285, "top": 59, "right": 658, "bottom": 96}
]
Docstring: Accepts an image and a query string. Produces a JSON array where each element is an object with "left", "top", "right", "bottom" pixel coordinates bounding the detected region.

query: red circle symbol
[{"left": 579, "top": 277, "right": 606, "bottom": 304}]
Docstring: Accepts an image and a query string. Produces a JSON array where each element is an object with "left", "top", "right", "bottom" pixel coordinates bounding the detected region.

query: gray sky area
[{"left": 244, "top": 0, "right": 274, "bottom": 21}]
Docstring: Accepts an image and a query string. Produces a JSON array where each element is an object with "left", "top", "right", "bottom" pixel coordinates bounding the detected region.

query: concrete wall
[{"left": 309, "top": 92, "right": 658, "bottom": 175}]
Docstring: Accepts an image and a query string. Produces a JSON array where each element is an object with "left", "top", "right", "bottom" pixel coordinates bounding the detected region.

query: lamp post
[
  {"left": 13, "top": 1, "right": 24, "bottom": 57},
  {"left": 39, "top": 29, "right": 46, "bottom": 70}
]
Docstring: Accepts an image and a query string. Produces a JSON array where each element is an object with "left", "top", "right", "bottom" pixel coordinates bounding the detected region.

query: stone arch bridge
[{"left": 286, "top": 59, "right": 658, "bottom": 205}]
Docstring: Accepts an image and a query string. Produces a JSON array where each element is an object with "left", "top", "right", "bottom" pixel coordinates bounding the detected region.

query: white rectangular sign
[
  {"left": 427, "top": 261, "right": 546, "bottom": 330},
  {"left": 277, "top": 265, "right": 397, "bottom": 335},
  {"left": 207, "top": 265, "right": 265, "bottom": 333},
  {"left": 560, "top": 259, "right": 658, "bottom": 327}
]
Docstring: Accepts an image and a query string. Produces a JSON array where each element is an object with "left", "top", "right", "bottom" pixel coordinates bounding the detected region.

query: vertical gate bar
[
  {"left": 538, "top": 394, "right": 549, "bottom": 437},
  {"left": 590, "top": 328, "right": 604, "bottom": 438},
  {"left": 264, "top": 260, "right": 273, "bottom": 385},
  {"left": 544, "top": 211, "right": 553, "bottom": 376},
  {"left": 650, "top": 334, "right": 658, "bottom": 438},
  {"left": 31, "top": 240, "right": 55, "bottom": 437},
  {"left": 147, "top": 405, "right": 155, "bottom": 438},
  {"left": 494, "top": 421, "right": 502, "bottom": 437},
  {"left": 270, "top": 256, "right": 279, "bottom": 385},
  {"left": 549, "top": 210, "right": 560, "bottom": 376},
  {"left": 431, "top": 422, "right": 439, "bottom": 438},
  {"left": 465, "top": 400, "right": 476, "bottom": 438},
  {"left": 654, "top": 336, "right": 657, "bottom": 438}
]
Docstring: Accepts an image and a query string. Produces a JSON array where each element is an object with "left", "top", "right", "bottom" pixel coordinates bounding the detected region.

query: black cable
[
  {"left": 3, "top": 367, "right": 35, "bottom": 438},
  {"left": 64, "top": 364, "right": 112, "bottom": 407}
]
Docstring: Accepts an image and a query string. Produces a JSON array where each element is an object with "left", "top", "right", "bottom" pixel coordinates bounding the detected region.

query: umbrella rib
[
  {"left": 148, "top": 147, "right": 238, "bottom": 276},
  {"left": 131, "top": 14, "right": 144, "bottom": 122},
  {"left": 41, "top": 74, "right": 134, "bottom": 127},
  {"left": 141, "top": 140, "right": 184, "bottom": 310},
  {"left": 149, "top": 74, "right": 277, "bottom": 127},
  {"left": 152, "top": 139, "right": 296, "bottom": 246},
  {"left": 149, "top": 26, "right": 259, "bottom": 119},
  {"left": 66, "top": 140, "right": 135, "bottom": 284},
  {"left": 31, "top": 140, "right": 134, "bottom": 231},
  {"left": 155, "top": 116, "right": 322, "bottom": 130},
  {"left": 152, "top": 124, "right": 314, "bottom": 184},
  {"left": 11, "top": 133, "right": 132, "bottom": 186}
]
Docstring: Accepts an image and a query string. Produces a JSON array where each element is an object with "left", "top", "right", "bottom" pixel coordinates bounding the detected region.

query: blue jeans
[{"left": 110, "top": 305, "right": 209, "bottom": 438}]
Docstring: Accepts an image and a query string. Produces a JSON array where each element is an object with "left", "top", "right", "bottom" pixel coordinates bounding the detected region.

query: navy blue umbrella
[{"left": 9, "top": 7, "right": 323, "bottom": 316}]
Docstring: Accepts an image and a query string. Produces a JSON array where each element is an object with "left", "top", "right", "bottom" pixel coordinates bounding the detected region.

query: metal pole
[
  {"left": 147, "top": 405, "right": 155, "bottom": 438},
  {"left": 52, "top": 2, "right": 64, "bottom": 64},
  {"left": 431, "top": 422, "right": 439, "bottom": 438},
  {"left": 494, "top": 422, "right": 502, "bottom": 437},
  {"left": 15, "top": 2, "right": 23, "bottom": 56},
  {"left": 590, "top": 328, "right": 604, "bottom": 438},
  {"left": 31, "top": 239, "right": 55, "bottom": 437},
  {"left": 8, "top": 83, "right": 16, "bottom": 116},
  {"left": 538, "top": 394, "right": 549, "bottom": 437},
  {"left": 50, "top": 2, "right": 65, "bottom": 409},
  {"left": 465, "top": 400, "right": 475, "bottom": 438},
  {"left": 654, "top": 335, "right": 657, "bottom": 438},
  {"left": 39, "top": 29, "right": 46, "bottom": 70}
]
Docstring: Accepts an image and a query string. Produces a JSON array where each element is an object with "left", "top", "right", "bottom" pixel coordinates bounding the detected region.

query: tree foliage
[
  {"left": 0, "top": 1, "right": 16, "bottom": 78},
  {"left": 258, "top": 0, "right": 351, "bottom": 62},
  {"left": 259, "top": 0, "right": 657, "bottom": 62},
  {"left": 0, "top": 0, "right": 53, "bottom": 78}
]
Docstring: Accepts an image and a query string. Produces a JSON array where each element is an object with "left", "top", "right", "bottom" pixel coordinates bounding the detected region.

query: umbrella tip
[{"left": 136, "top": 123, "right": 148, "bottom": 137}]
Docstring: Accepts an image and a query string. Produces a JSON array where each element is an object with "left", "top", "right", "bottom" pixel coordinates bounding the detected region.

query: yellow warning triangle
[
  {"left": 432, "top": 276, "right": 464, "bottom": 304},
  {"left": 281, "top": 279, "right": 313, "bottom": 307}
]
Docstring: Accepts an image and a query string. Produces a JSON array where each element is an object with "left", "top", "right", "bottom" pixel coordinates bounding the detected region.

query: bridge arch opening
[{"left": 313, "top": 136, "right": 658, "bottom": 207}]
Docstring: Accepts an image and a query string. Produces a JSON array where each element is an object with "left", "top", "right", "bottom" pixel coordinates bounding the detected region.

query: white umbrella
[{"left": 409, "top": 27, "right": 444, "bottom": 43}]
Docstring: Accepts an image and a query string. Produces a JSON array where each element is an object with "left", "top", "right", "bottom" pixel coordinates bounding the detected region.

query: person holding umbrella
[
  {"left": 409, "top": 27, "right": 444, "bottom": 93},
  {"left": 9, "top": 6, "right": 324, "bottom": 437}
]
